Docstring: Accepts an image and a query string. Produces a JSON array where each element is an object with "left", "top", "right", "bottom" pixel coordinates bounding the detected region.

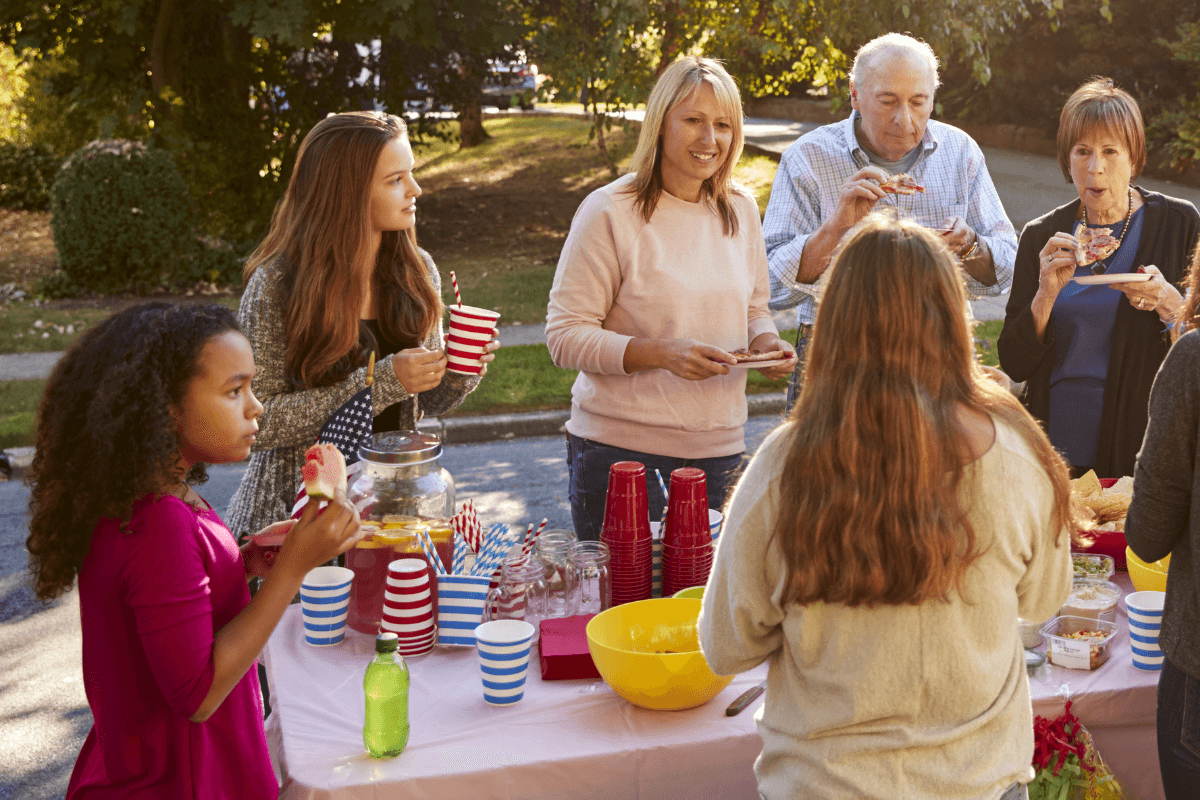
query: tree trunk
[
  {"left": 459, "top": 99, "right": 490, "bottom": 148},
  {"left": 735, "top": 2, "right": 772, "bottom": 67},
  {"left": 151, "top": 0, "right": 183, "bottom": 105},
  {"left": 594, "top": 114, "right": 617, "bottom": 178},
  {"left": 657, "top": 0, "right": 683, "bottom": 75}
]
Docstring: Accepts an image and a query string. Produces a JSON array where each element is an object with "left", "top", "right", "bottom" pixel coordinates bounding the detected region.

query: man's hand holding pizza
[{"left": 796, "top": 166, "right": 891, "bottom": 284}]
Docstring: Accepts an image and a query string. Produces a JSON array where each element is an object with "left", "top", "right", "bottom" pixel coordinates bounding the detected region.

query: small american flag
[{"left": 291, "top": 356, "right": 376, "bottom": 517}]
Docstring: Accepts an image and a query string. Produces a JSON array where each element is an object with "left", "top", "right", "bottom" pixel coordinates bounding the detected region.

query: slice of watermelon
[{"left": 302, "top": 444, "right": 347, "bottom": 500}]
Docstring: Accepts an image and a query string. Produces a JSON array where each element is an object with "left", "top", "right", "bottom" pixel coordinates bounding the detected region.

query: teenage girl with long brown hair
[
  {"left": 700, "top": 215, "right": 1078, "bottom": 800},
  {"left": 227, "top": 111, "right": 497, "bottom": 537}
]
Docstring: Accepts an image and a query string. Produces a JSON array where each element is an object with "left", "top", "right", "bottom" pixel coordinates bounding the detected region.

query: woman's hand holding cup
[{"left": 392, "top": 347, "right": 448, "bottom": 393}]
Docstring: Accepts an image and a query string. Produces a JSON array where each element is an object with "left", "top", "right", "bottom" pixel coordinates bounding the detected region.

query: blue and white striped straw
[
  {"left": 452, "top": 531, "right": 469, "bottom": 575},
  {"left": 417, "top": 528, "right": 445, "bottom": 575},
  {"left": 471, "top": 528, "right": 502, "bottom": 576},
  {"left": 473, "top": 524, "right": 518, "bottom": 577},
  {"left": 655, "top": 468, "right": 669, "bottom": 503}
]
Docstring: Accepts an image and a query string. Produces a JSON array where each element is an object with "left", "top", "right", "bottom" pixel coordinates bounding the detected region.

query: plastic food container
[
  {"left": 1059, "top": 578, "right": 1121, "bottom": 623},
  {"left": 1041, "top": 616, "right": 1118, "bottom": 670},
  {"left": 1018, "top": 618, "right": 1045, "bottom": 649},
  {"left": 1072, "top": 553, "right": 1115, "bottom": 582}
]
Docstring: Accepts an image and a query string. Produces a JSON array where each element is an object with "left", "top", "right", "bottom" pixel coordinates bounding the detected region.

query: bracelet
[{"left": 960, "top": 233, "right": 980, "bottom": 261}]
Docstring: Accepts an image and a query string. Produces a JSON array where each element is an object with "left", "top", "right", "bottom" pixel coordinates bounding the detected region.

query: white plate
[
  {"left": 1072, "top": 273, "right": 1152, "bottom": 285},
  {"left": 724, "top": 358, "right": 792, "bottom": 370}
]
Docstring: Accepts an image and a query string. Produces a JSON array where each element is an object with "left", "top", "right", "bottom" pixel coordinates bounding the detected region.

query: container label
[{"left": 1050, "top": 639, "right": 1092, "bottom": 669}]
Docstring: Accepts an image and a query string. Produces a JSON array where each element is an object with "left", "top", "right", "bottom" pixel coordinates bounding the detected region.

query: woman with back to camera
[
  {"left": 228, "top": 111, "right": 498, "bottom": 537},
  {"left": 998, "top": 77, "right": 1200, "bottom": 479},
  {"left": 700, "top": 215, "right": 1077, "bottom": 800},
  {"left": 1125, "top": 244, "right": 1200, "bottom": 799},
  {"left": 546, "top": 57, "right": 794, "bottom": 541}
]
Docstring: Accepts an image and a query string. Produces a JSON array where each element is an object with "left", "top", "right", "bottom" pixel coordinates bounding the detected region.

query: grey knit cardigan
[{"left": 225, "top": 251, "right": 480, "bottom": 537}]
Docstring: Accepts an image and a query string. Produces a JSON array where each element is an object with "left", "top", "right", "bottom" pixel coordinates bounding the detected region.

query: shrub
[
  {"left": 0, "top": 142, "right": 60, "bottom": 211},
  {"left": 49, "top": 140, "right": 196, "bottom": 293}
]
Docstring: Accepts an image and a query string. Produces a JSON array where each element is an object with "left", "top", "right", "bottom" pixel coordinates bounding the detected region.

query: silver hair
[{"left": 850, "top": 33, "right": 941, "bottom": 91}]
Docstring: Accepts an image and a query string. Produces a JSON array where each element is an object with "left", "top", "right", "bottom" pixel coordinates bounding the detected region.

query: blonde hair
[
  {"left": 625, "top": 57, "right": 746, "bottom": 235},
  {"left": 1057, "top": 77, "right": 1146, "bottom": 183},
  {"left": 773, "top": 214, "right": 1076, "bottom": 607}
]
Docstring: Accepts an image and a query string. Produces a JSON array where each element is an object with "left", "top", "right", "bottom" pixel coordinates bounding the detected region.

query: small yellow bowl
[
  {"left": 1126, "top": 547, "right": 1170, "bottom": 593},
  {"left": 672, "top": 586, "right": 705, "bottom": 600},
  {"left": 586, "top": 598, "right": 732, "bottom": 711}
]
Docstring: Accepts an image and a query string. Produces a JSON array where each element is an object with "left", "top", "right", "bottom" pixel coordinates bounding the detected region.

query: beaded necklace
[{"left": 1081, "top": 186, "right": 1135, "bottom": 275}]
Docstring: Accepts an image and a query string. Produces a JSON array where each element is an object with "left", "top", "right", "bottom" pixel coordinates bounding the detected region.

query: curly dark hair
[{"left": 26, "top": 302, "right": 241, "bottom": 601}]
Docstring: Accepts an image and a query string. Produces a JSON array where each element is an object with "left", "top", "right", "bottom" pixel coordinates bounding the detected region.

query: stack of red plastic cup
[
  {"left": 661, "top": 468, "right": 715, "bottom": 597},
  {"left": 600, "top": 461, "right": 653, "bottom": 605},
  {"left": 380, "top": 558, "right": 436, "bottom": 655}
]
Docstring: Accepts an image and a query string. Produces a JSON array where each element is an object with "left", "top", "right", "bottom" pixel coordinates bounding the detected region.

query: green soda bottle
[{"left": 363, "top": 631, "right": 410, "bottom": 758}]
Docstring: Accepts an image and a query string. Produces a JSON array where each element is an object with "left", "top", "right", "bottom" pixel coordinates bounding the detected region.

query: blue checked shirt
[{"left": 764, "top": 113, "right": 1018, "bottom": 325}]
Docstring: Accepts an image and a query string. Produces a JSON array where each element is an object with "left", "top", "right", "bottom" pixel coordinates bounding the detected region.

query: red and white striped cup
[{"left": 446, "top": 305, "right": 500, "bottom": 375}]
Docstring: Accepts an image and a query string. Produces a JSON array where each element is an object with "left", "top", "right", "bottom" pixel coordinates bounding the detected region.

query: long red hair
[
  {"left": 244, "top": 111, "right": 441, "bottom": 388},
  {"left": 774, "top": 215, "right": 1076, "bottom": 607}
]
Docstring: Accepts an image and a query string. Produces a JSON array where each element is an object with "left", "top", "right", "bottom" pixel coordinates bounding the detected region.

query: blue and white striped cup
[
  {"left": 300, "top": 566, "right": 353, "bottom": 646},
  {"left": 1126, "top": 591, "right": 1166, "bottom": 671},
  {"left": 474, "top": 619, "right": 535, "bottom": 706},
  {"left": 437, "top": 574, "right": 493, "bottom": 646}
]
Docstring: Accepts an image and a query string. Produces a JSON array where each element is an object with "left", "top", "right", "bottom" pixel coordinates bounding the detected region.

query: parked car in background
[{"left": 482, "top": 61, "right": 538, "bottom": 110}]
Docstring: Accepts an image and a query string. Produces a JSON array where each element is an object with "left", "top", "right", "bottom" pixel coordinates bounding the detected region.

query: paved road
[{"left": 0, "top": 416, "right": 786, "bottom": 799}]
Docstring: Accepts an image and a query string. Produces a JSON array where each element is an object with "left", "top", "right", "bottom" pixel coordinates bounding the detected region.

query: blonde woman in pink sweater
[{"left": 546, "top": 57, "right": 794, "bottom": 541}]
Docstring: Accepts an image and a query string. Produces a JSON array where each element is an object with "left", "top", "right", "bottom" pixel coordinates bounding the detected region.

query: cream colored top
[
  {"left": 699, "top": 416, "right": 1073, "bottom": 800},
  {"left": 545, "top": 173, "right": 777, "bottom": 459}
]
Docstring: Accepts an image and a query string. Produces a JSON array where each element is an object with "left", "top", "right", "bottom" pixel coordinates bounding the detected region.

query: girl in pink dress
[{"left": 26, "top": 302, "right": 364, "bottom": 799}]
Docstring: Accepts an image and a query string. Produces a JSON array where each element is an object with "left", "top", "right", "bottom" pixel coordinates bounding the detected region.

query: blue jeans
[
  {"left": 565, "top": 433, "right": 745, "bottom": 542},
  {"left": 784, "top": 324, "right": 814, "bottom": 414},
  {"left": 1157, "top": 655, "right": 1200, "bottom": 798}
]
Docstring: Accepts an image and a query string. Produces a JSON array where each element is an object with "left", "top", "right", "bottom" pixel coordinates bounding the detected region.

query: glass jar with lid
[{"left": 345, "top": 432, "right": 456, "bottom": 634}]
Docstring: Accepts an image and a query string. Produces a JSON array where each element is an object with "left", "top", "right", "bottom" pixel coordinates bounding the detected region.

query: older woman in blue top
[{"left": 998, "top": 77, "right": 1200, "bottom": 478}]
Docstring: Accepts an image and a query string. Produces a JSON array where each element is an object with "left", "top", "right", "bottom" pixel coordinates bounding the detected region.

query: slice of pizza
[
  {"left": 726, "top": 347, "right": 791, "bottom": 364},
  {"left": 1076, "top": 226, "right": 1121, "bottom": 265},
  {"left": 879, "top": 173, "right": 926, "bottom": 195}
]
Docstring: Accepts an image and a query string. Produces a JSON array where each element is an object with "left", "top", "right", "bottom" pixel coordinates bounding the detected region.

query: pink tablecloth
[
  {"left": 263, "top": 607, "right": 766, "bottom": 799},
  {"left": 1027, "top": 571, "right": 1163, "bottom": 800},
  {"left": 262, "top": 573, "right": 1164, "bottom": 800}
]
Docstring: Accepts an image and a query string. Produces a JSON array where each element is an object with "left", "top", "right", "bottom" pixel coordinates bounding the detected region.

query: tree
[
  {"left": 1, "top": 0, "right": 528, "bottom": 237},
  {"left": 526, "top": 0, "right": 658, "bottom": 176}
]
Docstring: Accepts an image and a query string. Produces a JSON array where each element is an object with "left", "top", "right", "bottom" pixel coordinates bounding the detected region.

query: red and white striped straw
[
  {"left": 450, "top": 271, "right": 462, "bottom": 307},
  {"left": 523, "top": 518, "right": 548, "bottom": 559},
  {"left": 521, "top": 522, "right": 535, "bottom": 558}
]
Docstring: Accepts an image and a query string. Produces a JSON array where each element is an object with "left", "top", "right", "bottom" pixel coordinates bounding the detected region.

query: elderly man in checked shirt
[{"left": 765, "top": 33, "right": 1018, "bottom": 409}]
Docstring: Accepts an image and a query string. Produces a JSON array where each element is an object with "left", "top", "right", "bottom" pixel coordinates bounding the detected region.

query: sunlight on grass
[{"left": 0, "top": 379, "right": 44, "bottom": 448}]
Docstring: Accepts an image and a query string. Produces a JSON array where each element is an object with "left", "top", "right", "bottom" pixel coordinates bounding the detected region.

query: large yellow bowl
[
  {"left": 586, "top": 598, "right": 733, "bottom": 711},
  {"left": 1126, "top": 547, "right": 1170, "bottom": 593}
]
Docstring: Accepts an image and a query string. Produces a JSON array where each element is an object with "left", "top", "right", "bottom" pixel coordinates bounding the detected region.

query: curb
[{"left": 0, "top": 393, "right": 787, "bottom": 483}]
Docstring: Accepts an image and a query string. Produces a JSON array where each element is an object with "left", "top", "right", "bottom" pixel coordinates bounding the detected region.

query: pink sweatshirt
[
  {"left": 67, "top": 495, "right": 277, "bottom": 799},
  {"left": 546, "top": 174, "right": 777, "bottom": 459}
]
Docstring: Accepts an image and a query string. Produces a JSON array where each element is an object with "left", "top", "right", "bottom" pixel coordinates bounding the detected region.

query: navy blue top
[{"left": 1048, "top": 206, "right": 1146, "bottom": 467}]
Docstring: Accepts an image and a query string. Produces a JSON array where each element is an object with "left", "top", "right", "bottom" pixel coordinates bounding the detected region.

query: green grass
[
  {"left": 975, "top": 319, "right": 1002, "bottom": 367},
  {"left": 0, "top": 297, "right": 240, "bottom": 355},
  {"left": 0, "top": 379, "right": 44, "bottom": 448}
]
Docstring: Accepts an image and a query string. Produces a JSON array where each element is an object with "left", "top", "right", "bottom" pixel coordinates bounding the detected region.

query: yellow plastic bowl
[
  {"left": 672, "top": 586, "right": 705, "bottom": 600},
  {"left": 1126, "top": 547, "right": 1170, "bottom": 593},
  {"left": 586, "top": 598, "right": 733, "bottom": 711}
]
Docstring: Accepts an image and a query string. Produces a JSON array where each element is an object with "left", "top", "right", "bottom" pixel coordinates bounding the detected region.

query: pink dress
[{"left": 66, "top": 494, "right": 278, "bottom": 799}]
